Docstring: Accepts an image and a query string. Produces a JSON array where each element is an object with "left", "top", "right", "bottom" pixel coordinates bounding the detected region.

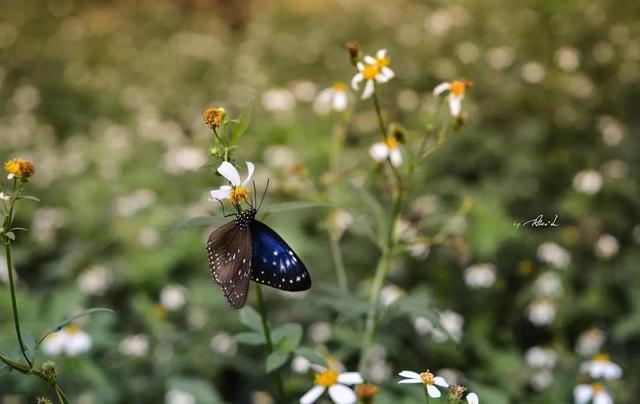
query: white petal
[
  {"left": 375, "top": 74, "right": 388, "bottom": 84},
  {"left": 369, "top": 143, "right": 389, "bottom": 161},
  {"left": 376, "top": 49, "right": 387, "bottom": 59},
  {"left": 310, "top": 364, "right": 326, "bottom": 373},
  {"left": 594, "top": 391, "right": 613, "bottom": 404},
  {"left": 316, "top": 88, "right": 334, "bottom": 104},
  {"left": 351, "top": 73, "right": 363, "bottom": 90},
  {"left": 300, "top": 385, "right": 325, "bottom": 404},
  {"left": 328, "top": 384, "right": 357, "bottom": 404},
  {"left": 356, "top": 62, "right": 365, "bottom": 72},
  {"left": 363, "top": 55, "right": 376, "bottom": 65},
  {"left": 65, "top": 332, "right": 92, "bottom": 356},
  {"left": 42, "top": 333, "right": 64, "bottom": 356},
  {"left": 398, "top": 370, "right": 422, "bottom": 380},
  {"left": 466, "top": 392, "right": 479, "bottom": 404},
  {"left": 382, "top": 66, "right": 395, "bottom": 80},
  {"left": 333, "top": 92, "right": 348, "bottom": 112},
  {"left": 398, "top": 379, "right": 424, "bottom": 384},
  {"left": 433, "top": 82, "right": 451, "bottom": 96},
  {"left": 361, "top": 80, "right": 375, "bottom": 99},
  {"left": 603, "top": 362, "right": 622, "bottom": 380},
  {"left": 338, "top": 372, "right": 363, "bottom": 385},
  {"left": 241, "top": 162, "right": 255, "bottom": 187},
  {"left": 433, "top": 377, "right": 448, "bottom": 388},
  {"left": 7, "top": 173, "right": 14, "bottom": 180},
  {"left": 427, "top": 384, "right": 441, "bottom": 398},
  {"left": 210, "top": 186, "right": 232, "bottom": 201},
  {"left": 574, "top": 385, "right": 593, "bottom": 404},
  {"left": 448, "top": 94, "right": 463, "bottom": 117},
  {"left": 390, "top": 148, "right": 402, "bottom": 167},
  {"left": 217, "top": 161, "right": 240, "bottom": 186}
]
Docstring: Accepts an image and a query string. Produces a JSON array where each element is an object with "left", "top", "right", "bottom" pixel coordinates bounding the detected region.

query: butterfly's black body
[{"left": 206, "top": 208, "right": 311, "bottom": 309}]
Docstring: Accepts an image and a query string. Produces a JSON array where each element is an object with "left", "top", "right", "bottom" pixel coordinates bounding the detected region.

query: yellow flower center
[
  {"left": 450, "top": 80, "right": 466, "bottom": 96},
  {"left": 315, "top": 369, "right": 339, "bottom": 387},
  {"left": 334, "top": 82, "right": 347, "bottom": 92},
  {"left": 420, "top": 371, "right": 435, "bottom": 385},
  {"left": 593, "top": 354, "right": 610, "bottom": 362},
  {"left": 203, "top": 107, "right": 225, "bottom": 129},
  {"left": 4, "top": 158, "right": 35, "bottom": 180},
  {"left": 362, "top": 64, "right": 380, "bottom": 80},
  {"left": 230, "top": 187, "right": 250, "bottom": 204},
  {"left": 376, "top": 56, "right": 391, "bottom": 68},
  {"left": 384, "top": 136, "right": 398, "bottom": 150},
  {"left": 66, "top": 324, "right": 79, "bottom": 334},
  {"left": 592, "top": 383, "right": 603, "bottom": 393}
]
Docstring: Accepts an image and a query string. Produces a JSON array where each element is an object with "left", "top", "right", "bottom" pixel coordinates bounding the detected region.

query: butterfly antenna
[{"left": 257, "top": 178, "right": 270, "bottom": 212}]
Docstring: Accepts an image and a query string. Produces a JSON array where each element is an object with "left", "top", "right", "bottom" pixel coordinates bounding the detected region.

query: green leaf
[
  {"left": 266, "top": 351, "right": 289, "bottom": 373},
  {"left": 262, "top": 201, "right": 331, "bottom": 215},
  {"left": 230, "top": 100, "right": 254, "bottom": 143},
  {"left": 294, "top": 347, "right": 326, "bottom": 365},
  {"left": 166, "top": 216, "right": 225, "bottom": 240},
  {"left": 239, "top": 307, "right": 263, "bottom": 332},
  {"left": 11, "top": 227, "right": 29, "bottom": 233},
  {"left": 36, "top": 308, "right": 114, "bottom": 349},
  {"left": 19, "top": 195, "right": 40, "bottom": 202},
  {"left": 4, "top": 231, "right": 15, "bottom": 241},
  {"left": 234, "top": 331, "right": 266, "bottom": 345},
  {"left": 272, "top": 323, "right": 303, "bottom": 353},
  {"left": 0, "top": 363, "right": 11, "bottom": 376}
]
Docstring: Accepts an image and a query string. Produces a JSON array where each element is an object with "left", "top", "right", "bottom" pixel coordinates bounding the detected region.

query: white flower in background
[
  {"left": 580, "top": 354, "right": 622, "bottom": 380},
  {"left": 42, "top": 325, "right": 92, "bottom": 356},
  {"left": 300, "top": 366, "right": 363, "bottom": 404},
  {"left": 527, "top": 299, "right": 556, "bottom": 326},
  {"left": 534, "top": 271, "right": 563, "bottom": 297},
  {"left": 525, "top": 346, "right": 557, "bottom": 369},
  {"left": 576, "top": 328, "right": 606, "bottom": 357},
  {"left": 398, "top": 370, "right": 449, "bottom": 398},
  {"left": 408, "top": 240, "right": 431, "bottom": 260},
  {"left": 160, "top": 284, "right": 189, "bottom": 311},
  {"left": 292, "top": 355, "right": 311, "bottom": 374},
  {"left": 594, "top": 234, "right": 619, "bottom": 260},
  {"left": 165, "top": 389, "right": 196, "bottom": 404},
  {"left": 309, "top": 321, "right": 332, "bottom": 344},
  {"left": 0, "top": 192, "right": 9, "bottom": 201},
  {"left": 210, "top": 161, "right": 255, "bottom": 205},
  {"left": 351, "top": 50, "right": 394, "bottom": 99},
  {"left": 573, "top": 169, "right": 603, "bottom": 195},
  {"left": 412, "top": 311, "right": 464, "bottom": 342},
  {"left": 464, "top": 263, "right": 497, "bottom": 289},
  {"left": 314, "top": 82, "right": 348, "bottom": 114},
  {"left": 264, "top": 145, "right": 298, "bottom": 170},
  {"left": 537, "top": 242, "right": 570, "bottom": 269},
  {"left": 327, "top": 209, "right": 353, "bottom": 239},
  {"left": 119, "top": 334, "right": 150, "bottom": 357},
  {"left": 163, "top": 146, "right": 207, "bottom": 175},
  {"left": 574, "top": 384, "right": 613, "bottom": 404},
  {"left": 530, "top": 369, "right": 554, "bottom": 391},
  {"left": 433, "top": 79, "right": 473, "bottom": 117},
  {"left": 77, "top": 265, "right": 113, "bottom": 296},
  {"left": 114, "top": 189, "right": 156, "bottom": 217},
  {"left": 210, "top": 332, "right": 238, "bottom": 356},
  {"left": 380, "top": 284, "right": 405, "bottom": 306},
  {"left": 262, "top": 88, "right": 296, "bottom": 112},
  {"left": 0, "top": 256, "right": 15, "bottom": 285},
  {"left": 369, "top": 136, "right": 402, "bottom": 166}
]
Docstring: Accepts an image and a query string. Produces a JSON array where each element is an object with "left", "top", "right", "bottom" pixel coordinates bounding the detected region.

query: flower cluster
[
  {"left": 398, "top": 369, "right": 478, "bottom": 403},
  {"left": 203, "top": 107, "right": 226, "bottom": 129},
  {"left": 574, "top": 354, "right": 622, "bottom": 403},
  {"left": 4, "top": 158, "right": 35, "bottom": 180}
]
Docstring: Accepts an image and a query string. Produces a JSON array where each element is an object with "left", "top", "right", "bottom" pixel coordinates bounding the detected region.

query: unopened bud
[
  {"left": 41, "top": 360, "right": 57, "bottom": 382},
  {"left": 346, "top": 41, "right": 361, "bottom": 62}
]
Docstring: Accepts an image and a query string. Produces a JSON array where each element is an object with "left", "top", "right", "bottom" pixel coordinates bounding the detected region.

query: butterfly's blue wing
[{"left": 249, "top": 220, "right": 311, "bottom": 291}]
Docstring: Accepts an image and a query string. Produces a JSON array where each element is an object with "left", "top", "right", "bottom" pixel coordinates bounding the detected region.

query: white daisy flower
[
  {"left": 160, "top": 284, "right": 189, "bottom": 311},
  {"left": 433, "top": 79, "right": 473, "bottom": 117},
  {"left": 300, "top": 366, "right": 363, "bottom": 404},
  {"left": 527, "top": 299, "right": 557, "bottom": 326},
  {"left": 351, "top": 50, "right": 394, "bottom": 99},
  {"left": 580, "top": 354, "right": 622, "bottom": 380},
  {"left": 42, "top": 325, "right": 92, "bottom": 357},
  {"left": 369, "top": 136, "right": 402, "bottom": 166},
  {"left": 576, "top": 328, "right": 606, "bottom": 357},
  {"left": 464, "top": 263, "right": 497, "bottom": 289},
  {"left": 314, "top": 82, "right": 348, "bottom": 114},
  {"left": 536, "top": 242, "right": 570, "bottom": 269},
  {"left": 574, "top": 384, "right": 613, "bottom": 404},
  {"left": 119, "top": 334, "right": 150, "bottom": 357},
  {"left": 398, "top": 370, "right": 449, "bottom": 398},
  {"left": 525, "top": 346, "right": 557, "bottom": 369},
  {"left": 210, "top": 161, "right": 255, "bottom": 205}
]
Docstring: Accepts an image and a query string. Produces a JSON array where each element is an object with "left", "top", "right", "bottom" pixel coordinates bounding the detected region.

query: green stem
[
  {"left": 5, "top": 242, "right": 31, "bottom": 367},
  {"left": 371, "top": 91, "right": 387, "bottom": 140},
  {"left": 329, "top": 235, "right": 348, "bottom": 293},
  {"left": 254, "top": 283, "right": 285, "bottom": 400}
]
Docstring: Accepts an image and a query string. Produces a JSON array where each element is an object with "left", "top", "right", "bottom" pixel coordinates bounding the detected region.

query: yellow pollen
[
  {"left": 334, "top": 82, "right": 347, "bottom": 92},
  {"left": 593, "top": 354, "right": 610, "bottom": 362},
  {"left": 230, "top": 187, "right": 250, "bottom": 204},
  {"left": 4, "top": 158, "right": 35, "bottom": 180},
  {"left": 315, "top": 369, "right": 338, "bottom": 387},
  {"left": 66, "top": 324, "right": 79, "bottom": 334},
  {"left": 450, "top": 80, "right": 466, "bottom": 96},
  {"left": 420, "top": 371, "right": 435, "bottom": 385},
  {"left": 384, "top": 136, "right": 398, "bottom": 149},
  {"left": 376, "top": 56, "right": 391, "bottom": 68},
  {"left": 362, "top": 64, "right": 379, "bottom": 80},
  {"left": 592, "top": 383, "right": 603, "bottom": 393}
]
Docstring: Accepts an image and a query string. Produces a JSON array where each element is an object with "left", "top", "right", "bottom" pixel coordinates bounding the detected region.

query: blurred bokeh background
[{"left": 1, "top": 0, "right": 639, "bottom": 403}]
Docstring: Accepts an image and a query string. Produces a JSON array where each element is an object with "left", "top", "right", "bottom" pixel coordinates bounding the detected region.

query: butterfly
[{"left": 206, "top": 162, "right": 311, "bottom": 309}]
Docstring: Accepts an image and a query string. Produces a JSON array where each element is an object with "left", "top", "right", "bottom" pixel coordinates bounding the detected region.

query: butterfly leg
[{"left": 215, "top": 198, "right": 235, "bottom": 218}]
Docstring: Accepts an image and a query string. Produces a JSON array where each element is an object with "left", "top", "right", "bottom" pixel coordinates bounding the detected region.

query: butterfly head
[{"left": 235, "top": 208, "right": 256, "bottom": 229}]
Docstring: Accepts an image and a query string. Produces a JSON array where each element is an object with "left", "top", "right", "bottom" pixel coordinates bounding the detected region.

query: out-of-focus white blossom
[
  {"left": 594, "top": 234, "right": 619, "bottom": 259},
  {"left": 464, "top": 263, "right": 497, "bottom": 289},
  {"left": 573, "top": 170, "right": 603, "bottom": 195},
  {"left": 119, "top": 334, "right": 150, "bottom": 357},
  {"left": 537, "top": 242, "right": 570, "bottom": 269},
  {"left": 292, "top": 355, "right": 311, "bottom": 374},
  {"left": 580, "top": 354, "right": 622, "bottom": 380},
  {"left": 527, "top": 300, "right": 556, "bottom": 326},
  {"left": 210, "top": 332, "right": 238, "bottom": 356},
  {"left": 380, "top": 284, "right": 404, "bottom": 306},
  {"left": 574, "top": 384, "right": 613, "bottom": 404},
  {"left": 413, "top": 311, "right": 464, "bottom": 342},
  {"left": 42, "top": 325, "right": 92, "bottom": 357},
  {"left": 314, "top": 82, "right": 348, "bottom": 114},
  {"left": 163, "top": 146, "right": 207, "bottom": 175},
  {"left": 165, "top": 389, "right": 196, "bottom": 404},
  {"left": 530, "top": 369, "right": 554, "bottom": 391},
  {"left": 525, "top": 346, "right": 557, "bottom": 369},
  {"left": 77, "top": 265, "right": 113, "bottom": 296},
  {"left": 262, "top": 88, "right": 296, "bottom": 112},
  {"left": 534, "top": 271, "right": 563, "bottom": 297},
  {"left": 576, "top": 328, "right": 606, "bottom": 357},
  {"left": 160, "top": 284, "right": 189, "bottom": 311},
  {"left": 309, "top": 322, "right": 332, "bottom": 344}
]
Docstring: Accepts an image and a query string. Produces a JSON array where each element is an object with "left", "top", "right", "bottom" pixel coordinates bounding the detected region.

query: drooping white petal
[
  {"left": 351, "top": 73, "right": 364, "bottom": 90},
  {"left": 241, "top": 162, "right": 255, "bottom": 187},
  {"left": 389, "top": 148, "right": 402, "bottom": 167},
  {"left": 369, "top": 143, "right": 390, "bottom": 162},
  {"left": 573, "top": 385, "right": 593, "bottom": 404},
  {"left": 338, "top": 372, "right": 363, "bottom": 385},
  {"left": 398, "top": 378, "right": 424, "bottom": 384},
  {"left": 602, "top": 362, "right": 622, "bottom": 380},
  {"left": 426, "top": 384, "right": 442, "bottom": 398},
  {"left": 433, "top": 82, "right": 451, "bottom": 96},
  {"left": 375, "top": 74, "right": 388, "bottom": 84},
  {"left": 333, "top": 92, "right": 348, "bottom": 112},
  {"left": 376, "top": 49, "right": 387, "bottom": 59},
  {"left": 210, "top": 186, "right": 232, "bottom": 201},
  {"left": 398, "top": 370, "right": 422, "bottom": 380},
  {"left": 593, "top": 390, "right": 613, "bottom": 404},
  {"left": 362, "top": 80, "right": 375, "bottom": 99},
  {"left": 300, "top": 385, "right": 325, "bottom": 404},
  {"left": 363, "top": 55, "right": 376, "bottom": 65},
  {"left": 356, "top": 62, "right": 365, "bottom": 72},
  {"left": 328, "top": 384, "right": 357, "bottom": 404},
  {"left": 381, "top": 67, "right": 395, "bottom": 80},
  {"left": 432, "top": 376, "right": 448, "bottom": 388},
  {"left": 448, "top": 94, "right": 463, "bottom": 117},
  {"left": 217, "top": 161, "right": 241, "bottom": 186},
  {"left": 466, "top": 392, "right": 479, "bottom": 404}
]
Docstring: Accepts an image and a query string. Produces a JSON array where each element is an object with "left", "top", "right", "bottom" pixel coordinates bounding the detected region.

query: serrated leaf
[
  {"left": 262, "top": 201, "right": 331, "bottom": 215},
  {"left": 272, "top": 323, "right": 303, "bottom": 353},
  {"left": 234, "top": 331, "right": 266, "bottom": 345},
  {"left": 230, "top": 100, "right": 254, "bottom": 143},
  {"left": 239, "top": 307, "right": 263, "bottom": 332},
  {"left": 266, "top": 351, "right": 289, "bottom": 373},
  {"left": 36, "top": 308, "right": 114, "bottom": 349},
  {"left": 166, "top": 216, "right": 225, "bottom": 240},
  {"left": 294, "top": 347, "right": 326, "bottom": 366}
]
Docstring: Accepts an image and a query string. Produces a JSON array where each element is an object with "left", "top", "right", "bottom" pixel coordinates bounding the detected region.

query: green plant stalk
[
  {"left": 328, "top": 121, "right": 348, "bottom": 293},
  {"left": 372, "top": 91, "right": 387, "bottom": 140},
  {"left": 329, "top": 234, "right": 348, "bottom": 293},
  {"left": 254, "top": 283, "right": 285, "bottom": 400},
  {"left": 0, "top": 351, "right": 68, "bottom": 403}
]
